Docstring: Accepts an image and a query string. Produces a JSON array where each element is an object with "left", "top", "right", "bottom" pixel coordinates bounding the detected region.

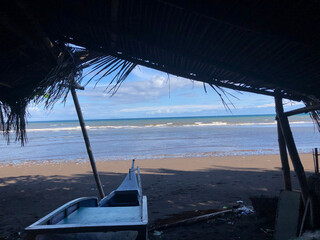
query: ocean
[{"left": 1, "top": 114, "right": 320, "bottom": 164}]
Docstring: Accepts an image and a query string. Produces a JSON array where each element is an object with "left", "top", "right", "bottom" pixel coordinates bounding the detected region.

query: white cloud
[
  {"left": 254, "top": 100, "right": 304, "bottom": 109},
  {"left": 120, "top": 104, "right": 224, "bottom": 114},
  {"left": 283, "top": 101, "right": 304, "bottom": 106},
  {"left": 27, "top": 101, "right": 79, "bottom": 121},
  {"left": 28, "top": 106, "right": 40, "bottom": 112},
  {"left": 131, "top": 67, "right": 154, "bottom": 80},
  {"left": 255, "top": 102, "right": 275, "bottom": 108},
  {"left": 78, "top": 74, "right": 202, "bottom": 104}
]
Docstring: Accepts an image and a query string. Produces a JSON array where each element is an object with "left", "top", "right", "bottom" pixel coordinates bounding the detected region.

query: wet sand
[{"left": 0, "top": 154, "right": 315, "bottom": 239}]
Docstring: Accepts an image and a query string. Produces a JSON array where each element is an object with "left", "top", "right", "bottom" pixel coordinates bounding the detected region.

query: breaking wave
[{"left": 26, "top": 120, "right": 312, "bottom": 132}]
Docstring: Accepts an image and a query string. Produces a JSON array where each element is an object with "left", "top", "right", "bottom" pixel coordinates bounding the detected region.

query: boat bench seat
[
  {"left": 47, "top": 198, "right": 98, "bottom": 225},
  {"left": 59, "top": 206, "right": 142, "bottom": 225}
]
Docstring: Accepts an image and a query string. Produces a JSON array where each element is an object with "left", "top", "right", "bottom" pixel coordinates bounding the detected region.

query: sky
[{"left": 28, "top": 65, "right": 304, "bottom": 121}]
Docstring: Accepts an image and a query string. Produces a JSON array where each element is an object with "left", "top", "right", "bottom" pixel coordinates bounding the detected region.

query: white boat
[{"left": 25, "top": 160, "right": 148, "bottom": 240}]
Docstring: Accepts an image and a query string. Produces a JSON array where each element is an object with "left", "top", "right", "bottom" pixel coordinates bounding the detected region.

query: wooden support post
[
  {"left": 313, "top": 148, "right": 319, "bottom": 174},
  {"left": 275, "top": 94, "right": 309, "bottom": 204},
  {"left": 316, "top": 148, "right": 319, "bottom": 174},
  {"left": 71, "top": 86, "right": 105, "bottom": 199},
  {"left": 276, "top": 120, "right": 292, "bottom": 190}
]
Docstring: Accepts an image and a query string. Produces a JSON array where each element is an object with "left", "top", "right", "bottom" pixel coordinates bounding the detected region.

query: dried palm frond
[
  {"left": 0, "top": 101, "right": 28, "bottom": 145},
  {"left": 35, "top": 47, "right": 137, "bottom": 108},
  {"left": 82, "top": 55, "right": 137, "bottom": 95},
  {"left": 33, "top": 45, "right": 84, "bottom": 108},
  {"left": 208, "top": 83, "right": 237, "bottom": 112},
  {"left": 305, "top": 101, "right": 320, "bottom": 132},
  {"left": 1, "top": 43, "right": 137, "bottom": 145}
]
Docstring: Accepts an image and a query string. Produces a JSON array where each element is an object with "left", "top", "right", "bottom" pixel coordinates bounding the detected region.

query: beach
[{"left": 0, "top": 154, "right": 315, "bottom": 239}]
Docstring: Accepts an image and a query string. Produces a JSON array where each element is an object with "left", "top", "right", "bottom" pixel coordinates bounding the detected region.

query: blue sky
[{"left": 28, "top": 66, "right": 304, "bottom": 121}]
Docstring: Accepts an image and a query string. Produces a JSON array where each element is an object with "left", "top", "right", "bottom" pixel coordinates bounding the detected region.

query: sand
[{"left": 0, "top": 154, "right": 315, "bottom": 239}]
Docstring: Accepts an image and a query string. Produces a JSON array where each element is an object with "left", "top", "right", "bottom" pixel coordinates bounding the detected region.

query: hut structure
[{"left": 1, "top": 0, "right": 320, "bottom": 238}]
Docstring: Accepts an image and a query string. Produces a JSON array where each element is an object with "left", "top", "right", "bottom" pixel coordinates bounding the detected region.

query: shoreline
[
  {"left": 0, "top": 154, "right": 315, "bottom": 180},
  {"left": 0, "top": 154, "right": 315, "bottom": 239},
  {"left": 0, "top": 151, "right": 315, "bottom": 168}
]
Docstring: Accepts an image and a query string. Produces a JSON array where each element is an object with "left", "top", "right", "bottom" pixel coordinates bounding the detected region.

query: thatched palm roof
[{"left": 1, "top": 0, "right": 320, "bottom": 143}]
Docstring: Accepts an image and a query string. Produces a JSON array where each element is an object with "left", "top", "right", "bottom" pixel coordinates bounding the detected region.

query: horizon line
[{"left": 27, "top": 113, "right": 291, "bottom": 123}]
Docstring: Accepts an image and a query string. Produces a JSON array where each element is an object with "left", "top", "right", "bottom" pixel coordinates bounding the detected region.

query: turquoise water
[{"left": 1, "top": 114, "right": 319, "bottom": 164}]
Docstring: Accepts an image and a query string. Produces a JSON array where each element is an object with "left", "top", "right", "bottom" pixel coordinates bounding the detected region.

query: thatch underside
[{"left": 1, "top": 0, "right": 320, "bottom": 143}]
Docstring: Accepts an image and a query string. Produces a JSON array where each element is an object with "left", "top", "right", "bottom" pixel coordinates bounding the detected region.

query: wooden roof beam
[{"left": 284, "top": 104, "right": 320, "bottom": 117}]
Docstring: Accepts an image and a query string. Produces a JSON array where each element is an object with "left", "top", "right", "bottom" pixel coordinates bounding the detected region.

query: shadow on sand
[{"left": 0, "top": 167, "right": 308, "bottom": 239}]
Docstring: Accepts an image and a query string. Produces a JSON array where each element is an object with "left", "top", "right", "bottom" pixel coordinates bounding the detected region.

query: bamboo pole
[
  {"left": 275, "top": 94, "right": 309, "bottom": 204},
  {"left": 70, "top": 86, "right": 105, "bottom": 199},
  {"left": 276, "top": 120, "right": 292, "bottom": 190},
  {"left": 150, "top": 209, "right": 232, "bottom": 231}
]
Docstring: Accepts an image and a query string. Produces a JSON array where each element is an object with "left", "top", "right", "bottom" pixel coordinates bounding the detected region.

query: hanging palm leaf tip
[
  {"left": 0, "top": 101, "right": 27, "bottom": 145},
  {"left": 83, "top": 56, "right": 137, "bottom": 95},
  {"left": 0, "top": 44, "right": 80, "bottom": 146},
  {"left": 33, "top": 45, "right": 84, "bottom": 109},
  {"left": 305, "top": 101, "right": 320, "bottom": 131},
  {"left": 207, "top": 83, "right": 239, "bottom": 112},
  {"left": 37, "top": 46, "right": 137, "bottom": 106}
]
